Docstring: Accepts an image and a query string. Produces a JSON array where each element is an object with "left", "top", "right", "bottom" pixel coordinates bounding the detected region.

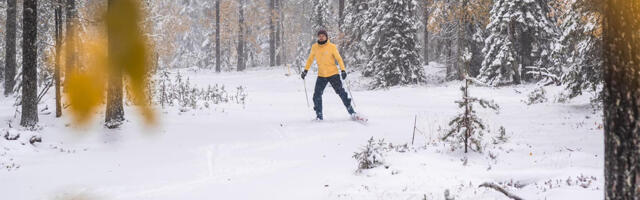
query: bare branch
[
  {"left": 479, "top": 182, "right": 524, "bottom": 200},
  {"left": 463, "top": 74, "right": 492, "bottom": 87}
]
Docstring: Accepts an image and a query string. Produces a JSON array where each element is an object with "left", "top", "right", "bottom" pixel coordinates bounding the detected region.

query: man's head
[{"left": 317, "top": 30, "right": 328, "bottom": 43}]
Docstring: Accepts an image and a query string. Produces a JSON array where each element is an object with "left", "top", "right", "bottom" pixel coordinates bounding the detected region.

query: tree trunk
[
  {"left": 338, "top": 0, "right": 344, "bottom": 28},
  {"left": 55, "top": 0, "right": 63, "bottom": 118},
  {"left": 64, "top": 0, "right": 77, "bottom": 89},
  {"left": 315, "top": 0, "right": 323, "bottom": 30},
  {"left": 279, "top": 0, "right": 286, "bottom": 66},
  {"left": 4, "top": 0, "right": 17, "bottom": 96},
  {"left": 105, "top": 0, "right": 125, "bottom": 128},
  {"left": 463, "top": 80, "right": 470, "bottom": 153},
  {"left": 423, "top": 0, "right": 429, "bottom": 64},
  {"left": 457, "top": 0, "right": 468, "bottom": 79},
  {"left": 508, "top": 20, "right": 521, "bottom": 85},
  {"left": 275, "top": 0, "right": 282, "bottom": 66},
  {"left": 269, "top": 0, "right": 275, "bottom": 67},
  {"left": 236, "top": 0, "right": 245, "bottom": 71},
  {"left": 603, "top": 1, "right": 640, "bottom": 199},
  {"left": 215, "top": 0, "right": 221, "bottom": 73},
  {"left": 519, "top": 32, "right": 533, "bottom": 82},
  {"left": 468, "top": 21, "right": 482, "bottom": 77},
  {"left": 445, "top": 38, "right": 453, "bottom": 79},
  {"left": 21, "top": 0, "right": 38, "bottom": 127}
]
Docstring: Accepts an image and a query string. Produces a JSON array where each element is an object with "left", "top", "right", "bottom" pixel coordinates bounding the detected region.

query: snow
[{"left": 1, "top": 65, "right": 603, "bottom": 199}]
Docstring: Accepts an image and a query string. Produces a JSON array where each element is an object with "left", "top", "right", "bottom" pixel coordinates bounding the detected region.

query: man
[{"left": 301, "top": 29, "right": 355, "bottom": 120}]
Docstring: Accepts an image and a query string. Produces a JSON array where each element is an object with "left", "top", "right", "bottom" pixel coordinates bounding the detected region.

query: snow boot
[{"left": 316, "top": 112, "right": 324, "bottom": 121}]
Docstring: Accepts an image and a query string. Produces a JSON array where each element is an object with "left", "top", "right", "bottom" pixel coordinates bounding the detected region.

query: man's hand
[
  {"left": 341, "top": 70, "right": 347, "bottom": 80},
  {"left": 301, "top": 70, "right": 308, "bottom": 79}
]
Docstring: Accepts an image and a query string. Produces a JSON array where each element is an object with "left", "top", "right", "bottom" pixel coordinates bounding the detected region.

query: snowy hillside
[{"left": 1, "top": 66, "right": 603, "bottom": 200}]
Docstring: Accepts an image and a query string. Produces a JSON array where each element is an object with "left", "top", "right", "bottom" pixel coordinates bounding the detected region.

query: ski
[{"left": 351, "top": 113, "right": 369, "bottom": 125}]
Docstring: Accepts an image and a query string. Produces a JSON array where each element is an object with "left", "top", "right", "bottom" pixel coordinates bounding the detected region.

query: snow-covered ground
[{"left": 1, "top": 65, "right": 603, "bottom": 200}]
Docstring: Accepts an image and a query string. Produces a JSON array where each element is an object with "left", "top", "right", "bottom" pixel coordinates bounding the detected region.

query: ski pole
[
  {"left": 303, "top": 78, "right": 310, "bottom": 108},
  {"left": 346, "top": 79, "right": 356, "bottom": 109},
  {"left": 339, "top": 70, "right": 356, "bottom": 109}
]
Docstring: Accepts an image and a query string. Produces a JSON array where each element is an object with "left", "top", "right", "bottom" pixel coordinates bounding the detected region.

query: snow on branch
[
  {"left": 463, "top": 73, "right": 493, "bottom": 88},
  {"left": 479, "top": 182, "right": 524, "bottom": 200}
]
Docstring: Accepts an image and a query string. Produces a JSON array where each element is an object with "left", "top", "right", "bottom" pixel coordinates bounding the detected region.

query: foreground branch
[{"left": 479, "top": 182, "right": 523, "bottom": 200}]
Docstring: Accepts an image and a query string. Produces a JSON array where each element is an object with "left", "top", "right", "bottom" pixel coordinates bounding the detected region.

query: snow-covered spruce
[
  {"left": 342, "top": 0, "right": 381, "bottom": 70},
  {"left": 523, "top": 86, "right": 548, "bottom": 105},
  {"left": 353, "top": 137, "right": 386, "bottom": 172},
  {"left": 364, "top": 0, "right": 425, "bottom": 88},
  {"left": 554, "top": 0, "right": 602, "bottom": 101},
  {"left": 442, "top": 79, "right": 500, "bottom": 153},
  {"left": 479, "top": 0, "right": 556, "bottom": 86},
  {"left": 310, "top": 0, "right": 335, "bottom": 34}
]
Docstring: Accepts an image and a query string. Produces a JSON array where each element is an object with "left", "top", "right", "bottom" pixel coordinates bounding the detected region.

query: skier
[{"left": 301, "top": 29, "right": 356, "bottom": 121}]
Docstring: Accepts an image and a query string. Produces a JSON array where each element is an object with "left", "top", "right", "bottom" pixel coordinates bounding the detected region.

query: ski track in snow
[{"left": 0, "top": 66, "right": 603, "bottom": 200}]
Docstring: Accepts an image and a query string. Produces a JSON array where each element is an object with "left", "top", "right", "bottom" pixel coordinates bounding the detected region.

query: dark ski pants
[{"left": 313, "top": 74, "right": 355, "bottom": 116}]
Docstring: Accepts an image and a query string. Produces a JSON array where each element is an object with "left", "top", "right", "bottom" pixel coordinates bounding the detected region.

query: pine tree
[
  {"left": 310, "top": 0, "right": 334, "bottom": 35},
  {"left": 464, "top": 0, "right": 492, "bottom": 78},
  {"left": 443, "top": 78, "right": 499, "bottom": 153},
  {"left": 427, "top": 0, "right": 491, "bottom": 79},
  {"left": 430, "top": 0, "right": 460, "bottom": 79},
  {"left": 4, "top": 0, "right": 17, "bottom": 96},
  {"left": 365, "top": 0, "right": 425, "bottom": 88},
  {"left": 20, "top": 0, "right": 38, "bottom": 127},
  {"left": 556, "top": 0, "right": 602, "bottom": 99},
  {"left": 342, "top": 0, "right": 380, "bottom": 70},
  {"left": 479, "top": 0, "right": 556, "bottom": 86}
]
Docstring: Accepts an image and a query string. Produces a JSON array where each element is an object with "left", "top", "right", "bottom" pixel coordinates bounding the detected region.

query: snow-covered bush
[
  {"left": 492, "top": 126, "right": 509, "bottom": 145},
  {"left": 2, "top": 128, "right": 42, "bottom": 146},
  {"left": 353, "top": 137, "right": 410, "bottom": 173},
  {"left": 523, "top": 87, "right": 548, "bottom": 105},
  {"left": 154, "top": 71, "right": 248, "bottom": 111},
  {"left": 4, "top": 130, "right": 20, "bottom": 141},
  {"left": 353, "top": 137, "right": 386, "bottom": 172}
]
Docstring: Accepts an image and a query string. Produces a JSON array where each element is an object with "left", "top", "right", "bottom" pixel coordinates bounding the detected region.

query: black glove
[
  {"left": 301, "top": 70, "right": 308, "bottom": 79},
  {"left": 341, "top": 70, "right": 347, "bottom": 80}
]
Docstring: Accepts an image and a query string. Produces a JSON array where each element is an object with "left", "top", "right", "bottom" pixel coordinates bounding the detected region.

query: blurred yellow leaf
[
  {"left": 64, "top": 31, "right": 108, "bottom": 126},
  {"left": 66, "top": 72, "right": 104, "bottom": 125},
  {"left": 107, "top": 0, "right": 155, "bottom": 125},
  {"left": 64, "top": 0, "right": 155, "bottom": 127}
]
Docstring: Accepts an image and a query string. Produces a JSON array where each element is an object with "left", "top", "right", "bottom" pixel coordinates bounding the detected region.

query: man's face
[{"left": 318, "top": 34, "right": 327, "bottom": 42}]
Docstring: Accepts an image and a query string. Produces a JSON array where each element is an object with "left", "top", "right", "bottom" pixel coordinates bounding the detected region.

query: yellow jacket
[{"left": 305, "top": 40, "right": 346, "bottom": 78}]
